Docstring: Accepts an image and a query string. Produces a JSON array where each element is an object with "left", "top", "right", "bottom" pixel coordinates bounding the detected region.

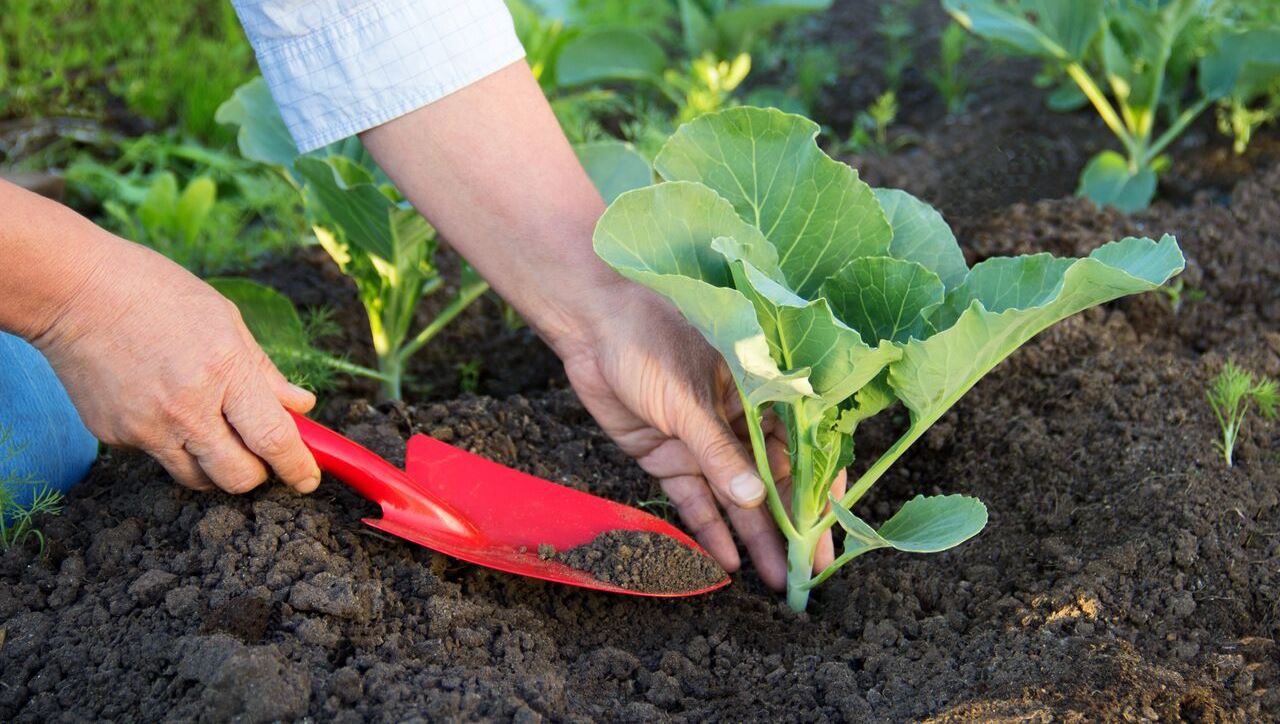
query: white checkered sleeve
[{"left": 232, "top": 0, "right": 526, "bottom": 152}]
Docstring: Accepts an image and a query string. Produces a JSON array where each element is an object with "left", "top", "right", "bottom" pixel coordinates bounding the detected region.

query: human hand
[
  {"left": 30, "top": 233, "right": 321, "bottom": 494},
  {"left": 556, "top": 288, "right": 845, "bottom": 590}
]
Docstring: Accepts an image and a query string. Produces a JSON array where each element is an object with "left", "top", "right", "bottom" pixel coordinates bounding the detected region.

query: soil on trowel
[{"left": 554, "top": 530, "right": 726, "bottom": 594}]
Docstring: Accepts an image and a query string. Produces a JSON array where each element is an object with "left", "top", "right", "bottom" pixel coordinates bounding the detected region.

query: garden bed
[
  {"left": 3, "top": 156, "right": 1277, "bottom": 719},
  {"left": 3, "top": 1, "right": 1280, "bottom": 721}
]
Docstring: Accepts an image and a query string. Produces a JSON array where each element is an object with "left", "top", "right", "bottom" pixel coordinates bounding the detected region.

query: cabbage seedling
[
  {"left": 1207, "top": 362, "right": 1278, "bottom": 467},
  {"left": 593, "top": 107, "right": 1184, "bottom": 610}
]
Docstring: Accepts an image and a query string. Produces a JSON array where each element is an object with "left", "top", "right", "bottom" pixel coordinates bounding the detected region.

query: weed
[
  {"left": 0, "top": 426, "right": 63, "bottom": 554},
  {"left": 1207, "top": 362, "right": 1278, "bottom": 467}
]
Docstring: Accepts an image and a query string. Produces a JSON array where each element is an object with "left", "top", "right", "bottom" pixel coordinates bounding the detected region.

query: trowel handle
[{"left": 288, "top": 411, "right": 481, "bottom": 542}]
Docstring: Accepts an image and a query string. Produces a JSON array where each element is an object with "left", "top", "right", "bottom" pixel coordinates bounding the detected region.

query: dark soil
[
  {"left": 3, "top": 148, "right": 1278, "bottom": 717},
  {"left": 555, "top": 530, "right": 726, "bottom": 594},
  {"left": 3, "top": 1, "right": 1280, "bottom": 721}
]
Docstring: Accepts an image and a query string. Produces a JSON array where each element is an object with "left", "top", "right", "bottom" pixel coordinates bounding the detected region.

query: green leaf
[
  {"left": 830, "top": 503, "right": 890, "bottom": 556},
  {"left": 1077, "top": 150, "right": 1157, "bottom": 213},
  {"left": 215, "top": 77, "right": 300, "bottom": 169},
  {"left": 138, "top": 172, "right": 179, "bottom": 233},
  {"left": 890, "top": 235, "right": 1184, "bottom": 425},
  {"left": 557, "top": 28, "right": 667, "bottom": 86},
  {"left": 719, "top": 245, "right": 900, "bottom": 406},
  {"left": 656, "top": 107, "right": 890, "bottom": 296},
  {"left": 175, "top": 176, "right": 217, "bottom": 247},
  {"left": 875, "top": 188, "right": 969, "bottom": 290},
  {"left": 944, "top": 0, "right": 1103, "bottom": 60},
  {"left": 208, "top": 277, "right": 310, "bottom": 349},
  {"left": 830, "top": 494, "right": 987, "bottom": 556},
  {"left": 296, "top": 156, "right": 426, "bottom": 264},
  {"left": 594, "top": 183, "right": 813, "bottom": 405},
  {"left": 943, "top": 0, "right": 1059, "bottom": 57},
  {"left": 574, "top": 141, "right": 653, "bottom": 203},
  {"left": 823, "top": 257, "right": 946, "bottom": 344},
  {"left": 875, "top": 494, "right": 988, "bottom": 552}
]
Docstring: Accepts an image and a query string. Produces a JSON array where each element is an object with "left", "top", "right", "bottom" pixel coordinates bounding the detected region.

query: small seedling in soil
[
  {"left": 1207, "top": 362, "right": 1278, "bottom": 467},
  {"left": 456, "top": 359, "right": 483, "bottom": 394},
  {"left": 594, "top": 106, "right": 1184, "bottom": 610},
  {"left": 842, "top": 90, "right": 909, "bottom": 155},
  {"left": 1158, "top": 278, "right": 1205, "bottom": 314},
  {"left": 928, "top": 22, "right": 972, "bottom": 115},
  {"left": 0, "top": 426, "right": 63, "bottom": 554}
]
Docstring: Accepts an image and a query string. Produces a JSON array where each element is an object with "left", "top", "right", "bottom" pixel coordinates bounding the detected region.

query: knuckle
[{"left": 253, "top": 418, "right": 297, "bottom": 461}]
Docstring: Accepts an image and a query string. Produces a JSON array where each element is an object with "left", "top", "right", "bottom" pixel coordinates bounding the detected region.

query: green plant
[
  {"left": 64, "top": 135, "right": 305, "bottom": 274},
  {"left": 593, "top": 106, "right": 1184, "bottom": 610},
  {"left": 842, "top": 90, "right": 906, "bottom": 155},
  {"left": 945, "top": 0, "right": 1280, "bottom": 212},
  {"left": 678, "top": 0, "right": 834, "bottom": 57},
  {"left": 1206, "top": 362, "right": 1278, "bottom": 467},
  {"left": 929, "top": 22, "right": 973, "bottom": 114},
  {"left": 216, "top": 79, "right": 488, "bottom": 400},
  {"left": 665, "top": 53, "right": 754, "bottom": 123},
  {"left": 0, "top": 426, "right": 64, "bottom": 554},
  {"left": 457, "top": 359, "right": 483, "bottom": 394},
  {"left": 1158, "top": 277, "right": 1204, "bottom": 313},
  {"left": 877, "top": 0, "right": 921, "bottom": 91},
  {"left": 209, "top": 278, "right": 385, "bottom": 394}
]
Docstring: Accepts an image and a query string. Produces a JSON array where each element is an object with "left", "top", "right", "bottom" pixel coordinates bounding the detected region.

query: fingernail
[
  {"left": 288, "top": 383, "right": 313, "bottom": 399},
  {"left": 729, "top": 473, "right": 765, "bottom": 505},
  {"left": 300, "top": 473, "right": 321, "bottom": 493}
]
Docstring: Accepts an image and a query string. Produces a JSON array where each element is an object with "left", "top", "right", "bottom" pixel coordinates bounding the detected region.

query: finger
[
  {"left": 240, "top": 329, "right": 315, "bottom": 413},
  {"left": 183, "top": 419, "right": 270, "bottom": 495},
  {"left": 662, "top": 475, "right": 740, "bottom": 572},
  {"left": 222, "top": 373, "right": 321, "bottom": 493},
  {"left": 726, "top": 504, "right": 787, "bottom": 590},
  {"left": 634, "top": 438, "right": 701, "bottom": 479},
  {"left": 677, "top": 411, "right": 766, "bottom": 509},
  {"left": 152, "top": 447, "right": 215, "bottom": 492},
  {"left": 814, "top": 469, "right": 848, "bottom": 572}
]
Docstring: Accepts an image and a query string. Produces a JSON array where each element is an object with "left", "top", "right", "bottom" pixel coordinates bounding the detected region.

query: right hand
[{"left": 32, "top": 234, "right": 322, "bottom": 494}]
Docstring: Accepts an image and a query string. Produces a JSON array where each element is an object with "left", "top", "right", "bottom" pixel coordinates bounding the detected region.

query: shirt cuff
[{"left": 235, "top": 0, "right": 526, "bottom": 153}]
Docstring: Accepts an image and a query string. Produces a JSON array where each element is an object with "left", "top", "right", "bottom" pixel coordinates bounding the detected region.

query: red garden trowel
[{"left": 289, "top": 411, "right": 729, "bottom": 597}]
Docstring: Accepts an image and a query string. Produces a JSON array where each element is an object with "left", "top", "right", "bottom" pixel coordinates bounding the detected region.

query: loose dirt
[{"left": 555, "top": 530, "right": 726, "bottom": 594}]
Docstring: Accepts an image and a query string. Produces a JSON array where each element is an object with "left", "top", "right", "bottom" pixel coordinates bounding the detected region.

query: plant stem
[
  {"left": 377, "top": 352, "right": 402, "bottom": 401},
  {"left": 786, "top": 536, "right": 817, "bottom": 611},
  {"left": 1144, "top": 95, "right": 1213, "bottom": 164},
  {"left": 1065, "top": 62, "right": 1139, "bottom": 160},
  {"left": 738, "top": 390, "right": 799, "bottom": 541},
  {"left": 398, "top": 278, "right": 489, "bottom": 361}
]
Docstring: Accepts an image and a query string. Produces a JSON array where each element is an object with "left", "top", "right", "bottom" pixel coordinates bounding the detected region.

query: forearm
[
  {"left": 0, "top": 181, "right": 117, "bottom": 343},
  {"left": 358, "top": 60, "right": 632, "bottom": 358}
]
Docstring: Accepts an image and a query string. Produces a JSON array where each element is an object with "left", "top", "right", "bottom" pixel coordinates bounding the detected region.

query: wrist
[{"left": 0, "top": 184, "right": 120, "bottom": 344}]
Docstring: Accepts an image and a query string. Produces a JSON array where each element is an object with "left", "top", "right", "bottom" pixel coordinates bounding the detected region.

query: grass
[{"left": 0, "top": 0, "right": 256, "bottom": 142}]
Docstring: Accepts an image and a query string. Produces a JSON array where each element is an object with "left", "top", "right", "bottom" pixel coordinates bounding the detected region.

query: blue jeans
[{"left": 0, "top": 332, "right": 98, "bottom": 507}]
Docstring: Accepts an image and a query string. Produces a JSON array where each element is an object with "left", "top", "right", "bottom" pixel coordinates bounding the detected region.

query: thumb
[{"left": 680, "top": 411, "right": 767, "bottom": 509}]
